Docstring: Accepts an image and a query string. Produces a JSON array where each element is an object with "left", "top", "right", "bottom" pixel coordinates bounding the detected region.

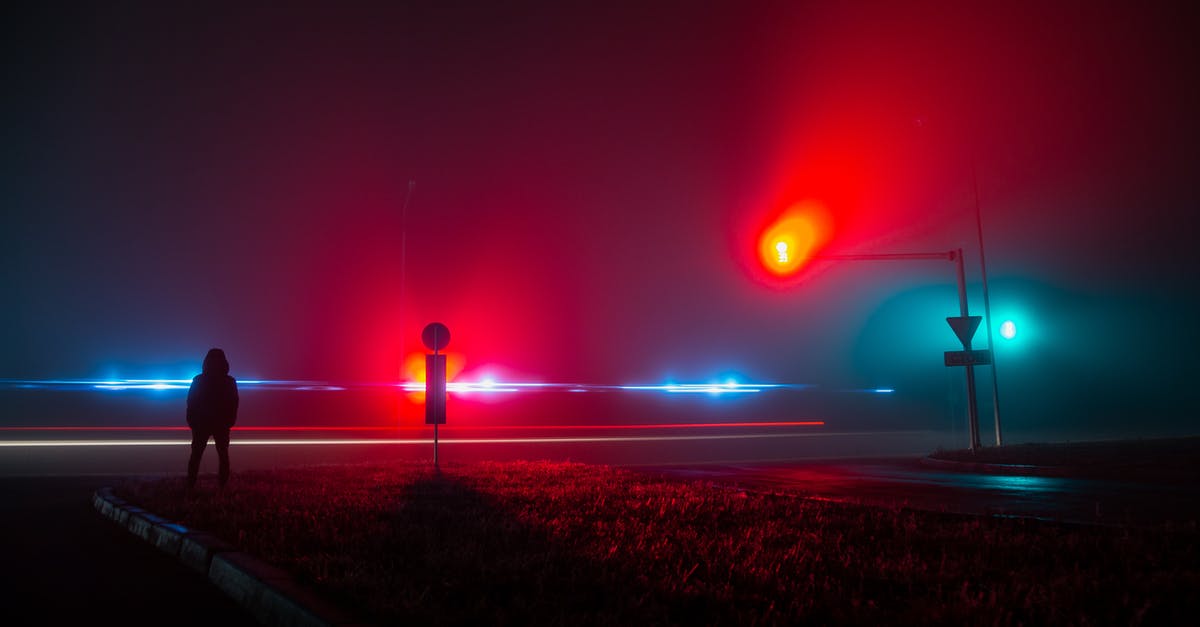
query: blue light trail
[{"left": 0, "top": 378, "right": 894, "bottom": 397}]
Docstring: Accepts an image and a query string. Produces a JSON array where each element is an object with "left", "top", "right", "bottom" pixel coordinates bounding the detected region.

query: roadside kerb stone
[
  {"left": 149, "top": 522, "right": 192, "bottom": 557},
  {"left": 210, "top": 552, "right": 362, "bottom": 627},
  {"left": 920, "top": 456, "right": 1079, "bottom": 477},
  {"left": 93, "top": 489, "right": 122, "bottom": 521},
  {"left": 114, "top": 505, "right": 145, "bottom": 527},
  {"left": 127, "top": 510, "right": 170, "bottom": 542},
  {"left": 209, "top": 551, "right": 296, "bottom": 625},
  {"left": 180, "top": 531, "right": 236, "bottom": 574}
]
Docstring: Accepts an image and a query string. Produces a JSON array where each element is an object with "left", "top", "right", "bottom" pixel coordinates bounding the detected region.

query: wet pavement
[{"left": 644, "top": 458, "right": 1200, "bottom": 526}]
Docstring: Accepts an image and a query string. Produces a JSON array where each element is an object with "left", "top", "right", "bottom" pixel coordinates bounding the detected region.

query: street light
[
  {"left": 757, "top": 201, "right": 832, "bottom": 277},
  {"left": 972, "top": 170, "right": 1003, "bottom": 446}
]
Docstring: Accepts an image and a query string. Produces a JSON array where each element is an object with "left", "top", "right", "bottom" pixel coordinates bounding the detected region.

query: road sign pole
[
  {"left": 439, "top": 338, "right": 444, "bottom": 470},
  {"left": 972, "top": 169, "right": 1003, "bottom": 446},
  {"left": 433, "top": 344, "right": 440, "bottom": 470},
  {"left": 953, "top": 249, "right": 982, "bottom": 451},
  {"left": 422, "top": 322, "right": 450, "bottom": 470}
]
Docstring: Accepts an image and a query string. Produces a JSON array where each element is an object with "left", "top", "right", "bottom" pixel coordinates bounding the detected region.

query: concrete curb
[
  {"left": 920, "top": 456, "right": 1083, "bottom": 477},
  {"left": 92, "top": 487, "right": 368, "bottom": 626}
]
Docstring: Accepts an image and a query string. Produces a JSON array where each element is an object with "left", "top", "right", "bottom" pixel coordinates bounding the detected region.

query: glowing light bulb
[
  {"left": 999, "top": 320, "right": 1017, "bottom": 340},
  {"left": 756, "top": 201, "right": 833, "bottom": 277}
]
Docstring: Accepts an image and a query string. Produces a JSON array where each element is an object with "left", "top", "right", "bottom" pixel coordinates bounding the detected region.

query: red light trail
[
  {"left": 0, "top": 420, "right": 823, "bottom": 433},
  {"left": 0, "top": 430, "right": 857, "bottom": 449}
]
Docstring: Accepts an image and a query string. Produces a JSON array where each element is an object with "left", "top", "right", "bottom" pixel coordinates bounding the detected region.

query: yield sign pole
[{"left": 951, "top": 249, "right": 983, "bottom": 451}]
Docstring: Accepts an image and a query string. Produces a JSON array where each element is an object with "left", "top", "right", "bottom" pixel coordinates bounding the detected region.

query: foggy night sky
[{"left": 3, "top": 1, "right": 1198, "bottom": 436}]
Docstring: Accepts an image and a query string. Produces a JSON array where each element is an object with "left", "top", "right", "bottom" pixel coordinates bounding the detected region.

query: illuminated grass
[{"left": 117, "top": 461, "right": 1198, "bottom": 625}]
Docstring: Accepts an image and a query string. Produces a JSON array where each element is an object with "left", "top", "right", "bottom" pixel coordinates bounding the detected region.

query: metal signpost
[
  {"left": 944, "top": 312, "right": 990, "bottom": 451},
  {"left": 422, "top": 322, "right": 450, "bottom": 468}
]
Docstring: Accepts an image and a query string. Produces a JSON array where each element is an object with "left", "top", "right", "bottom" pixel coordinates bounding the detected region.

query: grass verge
[{"left": 117, "top": 461, "right": 1198, "bottom": 625}]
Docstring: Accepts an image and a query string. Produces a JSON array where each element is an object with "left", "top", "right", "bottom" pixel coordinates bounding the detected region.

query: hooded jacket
[{"left": 187, "top": 348, "right": 239, "bottom": 430}]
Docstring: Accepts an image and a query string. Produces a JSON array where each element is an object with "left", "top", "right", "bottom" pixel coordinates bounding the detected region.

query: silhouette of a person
[{"left": 186, "top": 348, "right": 239, "bottom": 489}]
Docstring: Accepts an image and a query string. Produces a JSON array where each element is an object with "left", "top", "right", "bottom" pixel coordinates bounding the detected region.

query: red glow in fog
[{"left": 758, "top": 201, "right": 833, "bottom": 277}]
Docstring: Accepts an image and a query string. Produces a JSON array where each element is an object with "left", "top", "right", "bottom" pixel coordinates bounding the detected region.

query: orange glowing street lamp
[{"left": 757, "top": 201, "right": 832, "bottom": 277}]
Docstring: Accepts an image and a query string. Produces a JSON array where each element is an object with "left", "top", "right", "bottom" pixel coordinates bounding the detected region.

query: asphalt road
[
  {"left": 0, "top": 427, "right": 948, "bottom": 475},
  {"left": 644, "top": 458, "right": 1200, "bottom": 526},
  {"left": 0, "top": 475, "right": 258, "bottom": 625}
]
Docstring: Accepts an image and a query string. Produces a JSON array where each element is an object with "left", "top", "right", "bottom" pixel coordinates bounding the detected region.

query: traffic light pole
[
  {"left": 972, "top": 170, "right": 1003, "bottom": 446},
  {"left": 817, "top": 249, "right": 983, "bottom": 451}
]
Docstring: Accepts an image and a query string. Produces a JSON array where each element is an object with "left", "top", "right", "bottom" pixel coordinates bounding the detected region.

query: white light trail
[{"left": 0, "top": 432, "right": 855, "bottom": 448}]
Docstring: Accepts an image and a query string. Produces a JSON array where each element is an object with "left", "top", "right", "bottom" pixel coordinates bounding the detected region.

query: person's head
[{"left": 202, "top": 348, "right": 230, "bottom": 376}]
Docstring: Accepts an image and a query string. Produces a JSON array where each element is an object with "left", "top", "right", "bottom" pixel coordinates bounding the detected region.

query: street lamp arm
[{"left": 815, "top": 251, "right": 957, "bottom": 262}]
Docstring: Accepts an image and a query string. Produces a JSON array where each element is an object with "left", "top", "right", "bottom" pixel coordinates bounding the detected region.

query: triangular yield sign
[{"left": 946, "top": 316, "right": 982, "bottom": 347}]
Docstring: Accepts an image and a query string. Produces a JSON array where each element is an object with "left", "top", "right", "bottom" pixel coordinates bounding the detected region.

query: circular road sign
[{"left": 421, "top": 322, "right": 451, "bottom": 352}]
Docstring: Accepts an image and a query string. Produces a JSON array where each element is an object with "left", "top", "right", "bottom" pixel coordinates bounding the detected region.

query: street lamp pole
[
  {"left": 817, "top": 249, "right": 983, "bottom": 450},
  {"left": 972, "top": 169, "right": 1003, "bottom": 446}
]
